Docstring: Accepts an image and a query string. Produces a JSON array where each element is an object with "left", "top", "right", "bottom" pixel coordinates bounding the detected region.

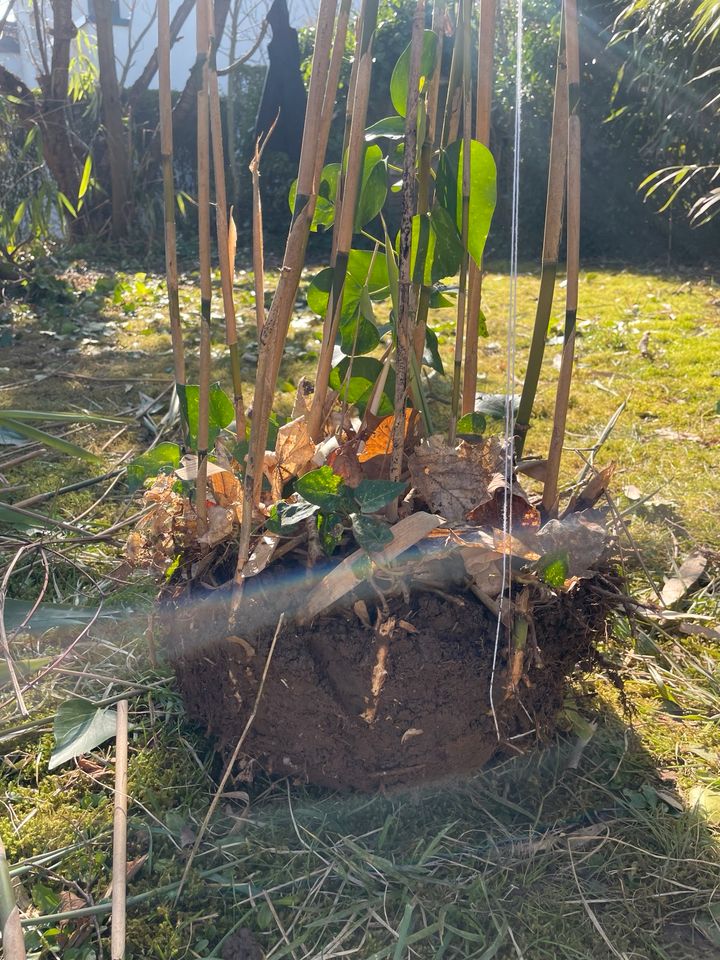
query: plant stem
[
  {"left": 196, "top": 0, "right": 212, "bottom": 534},
  {"left": 390, "top": 0, "right": 426, "bottom": 487},
  {"left": 515, "top": 20, "right": 568, "bottom": 457},
  {"left": 543, "top": 0, "right": 581, "bottom": 515},
  {"left": 0, "top": 836, "right": 26, "bottom": 959},
  {"left": 110, "top": 700, "right": 128, "bottom": 960},
  {"left": 307, "top": 0, "right": 377, "bottom": 442},
  {"left": 448, "top": 0, "right": 473, "bottom": 444},
  {"left": 461, "top": 0, "right": 497, "bottom": 415},
  {"left": 440, "top": 1, "right": 463, "bottom": 149},
  {"left": 207, "top": 0, "right": 245, "bottom": 442},
  {"left": 158, "top": 0, "right": 186, "bottom": 423}
]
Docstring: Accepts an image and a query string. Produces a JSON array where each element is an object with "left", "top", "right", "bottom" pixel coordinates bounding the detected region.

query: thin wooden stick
[
  {"left": 515, "top": 20, "right": 568, "bottom": 456},
  {"left": 307, "top": 0, "right": 377, "bottom": 442},
  {"left": 207, "top": 0, "right": 245, "bottom": 442},
  {"left": 233, "top": 0, "right": 342, "bottom": 600},
  {"left": 196, "top": 0, "right": 212, "bottom": 534},
  {"left": 461, "top": 0, "right": 497, "bottom": 415},
  {"left": 0, "top": 836, "right": 26, "bottom": 960},
  {"left": 543, "top": 0, "right": 580, "bottom": 515},
  {"left": 448, "top": 0, "right": 473, "bottom": 444},
  {"left": 110, "top": 700, "right": 128, "bottom": 960},
  {"left": 158, "top": 0, "right": 186, "bottom": 416},
  {"left": 175, "top": 614, "right": 284, "bottom": 903},
  {"left": 390, "top": 0, "right": 426, "bottom": 487}
]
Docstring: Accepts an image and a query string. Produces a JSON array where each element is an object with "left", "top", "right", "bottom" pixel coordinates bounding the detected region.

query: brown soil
[{"left": 168, "top": 576, "right": 610, "bottom": 792}]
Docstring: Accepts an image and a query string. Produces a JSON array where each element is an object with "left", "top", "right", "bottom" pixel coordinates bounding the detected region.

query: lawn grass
[{"left": 1, "top": 258, "right": 719, "bottom": 959}]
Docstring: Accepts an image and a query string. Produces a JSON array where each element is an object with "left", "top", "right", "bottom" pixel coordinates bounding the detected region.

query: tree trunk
[{"left": 95, "top": 0, "right": 132, "bottom": 237}]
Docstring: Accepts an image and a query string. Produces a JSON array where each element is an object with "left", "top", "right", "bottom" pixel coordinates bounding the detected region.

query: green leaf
[
  {"left": 0, "top": 410, "right": 126, "bottom": 425},
  {"left": 318, "top": 512, "right": 345, "bottom": 555},
  {"left": 423, "top": 325, "right": 444, "bottom": 373},
  {"left": 350, "top": 512, "right": 394, "bottom": 552},
  {"left": 127, "top": 441, "right": 182, "bottom": 492},
  {"left": 177, "top": 384, "right": 234, "bottom": 450},
  {"left": 295, "top": 467, "right": 348, "bottom": 511},
  {"left": 266, "top": 497, "right": 319, "bottom": 534},
  {"left": 346, "top": 249, "right": 390, "bottom": 299},
  {"left": 354, "top": 145, "right": 387, "bottom": 230},
  {"left": 329, "top": 356, "right": 396, "bottom": 417},
  {"left": 390, "top": 31, "right": 439, "bottom": 118},
  {"left": 365, "top": 116, "right": 406, "bottom": 140},
  {"left": 456, "top": 412, "right": 487, "bottom": 436},
  {"left": 289, "top": 163, "right": 340, "bottom": 231},
  {"left": 57, "top": 192, "right": 77, "bottom": 218},
  {"left": 77, "top": 153, "right": 93, "bottom": 206},
  {"left": 352, "top": 479, "right": 407, "bottom": 514},
  {"left": 538, "top": 551, "right": 570, "bottom": 588},
  {"left": 0, "top": 415, "right": 101, "bottom": 463},
  {"left": 436, "top": 140, "right": 497, "bottom": 267},
  {"left": 49, "top": 698, "right": 118, "bottom": 770},
  {"left": 338, "top": 305, "right": 381, "bottom": 357}
]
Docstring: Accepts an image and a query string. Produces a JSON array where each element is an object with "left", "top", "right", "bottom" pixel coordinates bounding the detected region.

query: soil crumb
[{"left": 170, "top": 584, "right": 607, "bottom": 791}]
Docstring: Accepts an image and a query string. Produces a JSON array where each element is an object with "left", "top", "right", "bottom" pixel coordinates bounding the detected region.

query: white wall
[{"left": 1, "top": 0, "right": 320, "bottom": 93}]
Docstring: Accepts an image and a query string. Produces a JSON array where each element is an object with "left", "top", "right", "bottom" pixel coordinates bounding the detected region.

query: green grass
[{"left": 1, "top": 260, "right": 719, "bottom": 959}]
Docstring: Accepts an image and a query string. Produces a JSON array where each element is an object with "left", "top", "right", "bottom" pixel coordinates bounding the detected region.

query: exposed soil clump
[{"left": 169, "top": 578, "right": 609, "bottom": 791}]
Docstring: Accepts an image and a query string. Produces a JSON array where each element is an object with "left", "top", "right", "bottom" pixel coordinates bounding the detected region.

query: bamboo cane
[
  {"left": 390, "top": 0, "right": 426, "bottom": 487},
  {"left": 448, "top": 0, "right": 473, "bottom": 444},
  {"left": 307, "top": 0, "right": 378, "bottom": 443},
  {"left": 440, "top": 1, "right": 463, "bottom": 149},
  {"left": 157, "top": 0, "right": 186, "bottom": 423},
  {"left": 207, "top": 0, "right": 246, "bottom": 442},
  {"left": 543, "top": 0, "right": 580, "bottom": 515},
  {"left": 233, "top": 0, "right": 341, "bottom": 600},
  {"left": 412, "top": 0, "right": 444, "bottom": 365},
  {"left": 330, "top": 9, "right": 360, "bottom": 261},
  {"left": 461, "top": 0, "right": 497, "bottom": 415},
  {"left": 110, "top": 700, "right": 128, "bottom": 960},
  {"left": 515, "top": 21, "right": 568, "bottom": 456},
  {"left": 196, "top": 0, "right": 212, "bottom": 534}
]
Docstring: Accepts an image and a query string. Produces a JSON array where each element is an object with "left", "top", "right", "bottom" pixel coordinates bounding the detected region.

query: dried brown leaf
[
  {"left": 408, "top": 436, "right": 504, "bottom": 522},
  {"left": 198, "top": 506, "right": 235, "bottom": 546},
  {"left": 661, "top": 551, "right": 707, "bottom": 607},
  {"left": 536, "top": 511, "right": 608, "bottom": 578}
]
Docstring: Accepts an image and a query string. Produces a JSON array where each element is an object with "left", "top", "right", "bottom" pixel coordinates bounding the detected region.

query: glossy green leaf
[
  {"left": 127, "top": 442, "right": 182, "bottom": 492},
  {"left": 49, "top": 698, "right": 118, "bottom": 770},
  {"left": 266, "top": 497, "right": 319, "bottom": 534},
  {"left": 436, "top": 139, "right": 497, "bottom": 267},
  {"left": 350, "top": 512, "right": 394, "bottom": 552},
  {"left": 329, "top": 356, "right": 396, "bottom": 417},
  {"left": 390, "top": 31, "right": 439, "bottom": 118},
  {"left": 456, "top": 412, "right": 487, "bottom": 436},
  {"left": 178, "top": 384, "right": 234, "bottom": 450},
  {"left": 365, "top": 116, "right": 406, "bottom": 140},
  {"left": 295, "top": 466, "right": 348, "bottom": 512},
  {"left": 353, "top": 479, "right": 407, "bottom": 514},
  {"left": 423, "top": 326, "right": 444, "bottom": 373},
  {"left": 346, "top": 249, "right": 390, "bottom": 299},
  {"left": 338, "top": 306, "right": 381, "bottom": 356},
  {"left": 354, "top": 145, "right": 387, "bottom": 230}
]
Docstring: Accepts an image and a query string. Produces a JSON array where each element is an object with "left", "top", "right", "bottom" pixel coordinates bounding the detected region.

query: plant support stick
[
  {"left": 110, "top": 700, "right": 128, "bottom": 960},
  {"left": 543, "top": 0, "right": 580, "bottom": 514}
]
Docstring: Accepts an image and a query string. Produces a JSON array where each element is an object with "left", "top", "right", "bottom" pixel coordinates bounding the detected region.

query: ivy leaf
[
  {"left": 266, "top": 498, "right": 319, "bottom": 533},
  {"left": 49, "top": 699, "right": 118, "bottom": 770},
  {"left": 127, "top": 442, "right": 181, "bottom": 492},
  {"left": 365, "top": 116, "right": 406, "bottom": 140},
  {"left": 456, "top": 412, "right": 487, "bottom": 437},
  {"left": 352, "top": 479, "right": 407, "bottom": 514},
  {"left": 350, "top": 512, "right": 394, "bottom": 552},
  {"left": 295, "top": 466, "right": 348, "bottom": 511}
]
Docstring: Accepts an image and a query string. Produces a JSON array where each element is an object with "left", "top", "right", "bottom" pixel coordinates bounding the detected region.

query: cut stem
[
  {"left": 543, "top": 0, "right": 581, "bottom": 515},
  {"left": 515, "top": 19, "right": 568, "bottom": 456}
]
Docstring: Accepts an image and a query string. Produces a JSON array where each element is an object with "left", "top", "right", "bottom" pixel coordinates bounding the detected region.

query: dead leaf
[
  {"left": 408, "top": 436, "right": 504, "bottom": 522},
  {"left": 291, "top": 376, "right": 315, "bottom": 420},
  {"left": 198, "top": 506, "right": 235, "bottom": 546},
  {"left": 661, "top": 551, "right": 707, "bottom": 607},
  {"left": 175, "top": 456, "right": 228, "bottom": 482},
  {"left": 59, "top": 891, "right": 87, "bottom": 912},
  {"left": 328, "top": 442, "right": 364, "bottom": 486},
  {"left": 244, "top": 534, "right": 279, "bottom": 578},
  {"left": 358, "top": 409, "right": 421, "bottom": 478},
  {"left": 679, "top": 622, "right": 720, "bottom": 642},
  {"left": 353, "top": 600, "right": 372, "bottom": 627},
  {"left": 460, "top": 549, "right": 503, "bottom": 597},
  {"left": 401, "top": 728, "right": 423, "bottom": 744},
  {"left": 516, "top": 458, "right": 548, "bottom": 482},
  {"left": 267, "top": 416, "right": 316, "bottom": 500},
  {"left": 209, "top": 469, "right": 243, "bottom": 508},
  {"left": 465, "top": 473, "right": 540, "bottom": 529},
  {"left": 536, "top": 511, "right": 608, "bottom": 578},
  {"left": 574, "top": 463, "right": 616, "bottom": 511}
]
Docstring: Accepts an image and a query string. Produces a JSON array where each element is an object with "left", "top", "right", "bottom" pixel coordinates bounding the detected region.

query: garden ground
[{"left": 1, "top": 257, "right": 719, "bottom": 959}]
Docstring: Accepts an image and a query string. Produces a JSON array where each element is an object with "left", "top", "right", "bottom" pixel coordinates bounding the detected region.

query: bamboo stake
[
  {"left": 0, "top": 836, "right": 26, "bottom": 960},
  {"left": 330, "top": 10, "right": 360, "bottom": 261},
  {"left": 440, "top": 1, "right": 463, "bottom": 149},
  {"left": 461, "top": 0, "right": 497, "bottom": 415},
  {"left": 515, "top": 21, "right": 568, "bottom": 456},
  {"left": 412, "top": 0, "right": 444, "bottom": 364},
  {"left": 390, "top": 0, "right": 426, "bottom": 486},
  {"left": 158, "top": 0, "right": 186, "bottom": 415},
  {"left": 307, "top": 0, "right": 378, "bottom": 442},
  {"left": 207, "top": 0, "right": 245, "bottom": 443},
  {"left": 196, "top": 0, "right": 212, "bottom": 534},
  {"left": 110, "top": 700, "right": 128, "bottom": 960},
  {"left": 233, "top": 0, "right": 341, "bottom": 601},
  {"left": 448, "top": 0, "right": 473, "bottom": 444},
  {"left": 543, "top": 0, "right": 581, "bottom": 515}
]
